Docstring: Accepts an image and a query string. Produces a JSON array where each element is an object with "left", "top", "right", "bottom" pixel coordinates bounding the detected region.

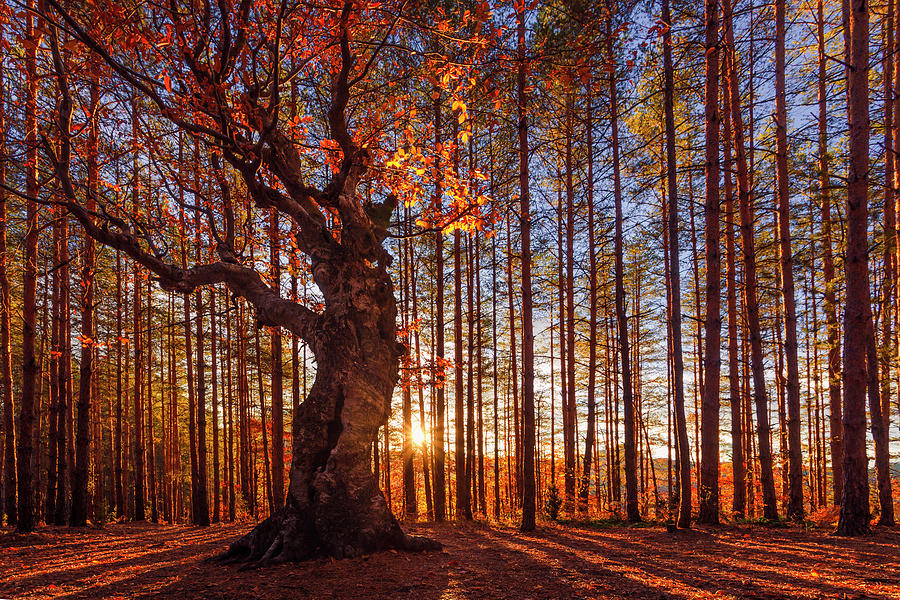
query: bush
[{"left": 544, "top": 484, "right": 563, "bottom": 521}]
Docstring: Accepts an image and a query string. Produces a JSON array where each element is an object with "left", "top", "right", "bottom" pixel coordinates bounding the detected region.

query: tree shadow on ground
[{"left": 1, "top": 519, "right": 897, "bottom": 599}]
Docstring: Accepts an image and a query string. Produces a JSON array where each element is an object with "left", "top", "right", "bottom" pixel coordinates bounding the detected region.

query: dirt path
[{"left": 1, "top": 521, "right": 897, "bottom": 599}]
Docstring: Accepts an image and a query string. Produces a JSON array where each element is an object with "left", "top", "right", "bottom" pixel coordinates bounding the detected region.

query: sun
[{"left": 412, "top": 423, "right": 426, "bottom": 447}]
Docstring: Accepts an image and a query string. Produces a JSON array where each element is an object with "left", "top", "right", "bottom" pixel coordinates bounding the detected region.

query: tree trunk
[
  {"left": 661, "top": 0, "right": 689, "bottom": 528},
  {"left": 401, "top": 220, "right": 416, "bottom": 517},
  {"left": 698, "top": 0, "right": 721, "bottom": 525},
  {"left": 0, "top": 23, "right": 15, "bottom": 525},
  {"left": 54, "top": 199, "right": 72, "bottom": 526},
  {"left": 46, "top": 206, "right": 61, "bottom": 522},
  {"left": 211, "top": 291, "right": 221, "bottom": 523},
  {"left": 724, "top": 0, "right": 778, "bottom": 521},
  {"left": 147, "top": 277, "right": 158, "bottom": 523},
  {"left": 817, "top": 0, "right": 842, "bottom": 506},
  {"left": 432, "top": 95, "right": 447, "bottom": 523},
  {"left": 453, "top": 224, "right": 470, "bottom": 519},
  {"left": 836, "top": 0, "right": 872, "bottom": 537},
  {"left": 71, "top": 73, "right": 99, "bottom": 527},
  {"left": 17, "top": 0, "right": 40, "bottom": 532},
  {"left": 722, "top": 78, "right": 745, "bottom": 519},
  {"left": 581, "top": 82, "right": 597, "bottom": 513},
  {"left": 866, "top": 317, "right": 894, "bottom": 526},
  {"left": 133, "top": 262, "right": 146, "bottom": 521},
  {"left": 877, "top": 1, "right": 897, "bottom": 529},
  {"left": 270, "top": 210, "right": 285, "bottom": 512},
  {"left": 219, "top": 258, "right": 439, "bottom": 564},
  {"left": 517, "top": 1, "right": 536, "bottom": 531},
  {"left": 774, "top": 0, "right": 804, "bottom": 522},
  {"left": 563, "top": 95, "right": 577, "bottom": 515},
  {"left": 194, "top": 155, "right": 210, "bottom": 526}
]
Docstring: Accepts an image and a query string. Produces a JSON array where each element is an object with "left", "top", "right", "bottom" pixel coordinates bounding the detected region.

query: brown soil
[{"left": 1, "top": 520, "right": 897, "bottom": 599}]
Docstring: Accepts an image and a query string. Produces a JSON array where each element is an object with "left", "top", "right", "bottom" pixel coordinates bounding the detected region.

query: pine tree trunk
[
  {"left": 270, "top": 210, "right": 285, "bottom": 512},
  {"left": 816, "top": 0, "right": 843, "bottom": 506},
  {"left": 836, "top": 0, "right": 872, "bottom": 537},
  {"left": 71, "top": 73, "right": 99, "bottom": 527},
  {"left": 432, "top": 95, "right": 447, "bottom": 523},
  {"left": 661, "top": 0, "right": 689, "bottom": 528},
  {"left": 698, "top": 0, "right": 721, "bottom": 525},
  {"left": 114, "top": 250, "right": 125, "bottom": 519},
  {"left": 147, "top": 277, "right": 158, "bottom": 523},
  {"left": 724, "top": 0, "right": 778, "bottom": 521},
  {"left": 17, "top": 1, "right": 41, "bottom": 532},
  {"left": 194, "top": 159, "right": 210, "bottom": 526},
  {"left": 563, "top": 95, "right": 577, "bottom": 515},
  {"left": 877, "top": 2, "right": 897, "bottom": 529},
  {"left": 517, "top": 2, "right": 536, "bottom": 531},
  {"left": 133, "top": 263, "right": 146, "bottom": 521},
  {"left": 465, "top": 237, "right": 476, "bottom": 513},
  {"left": 46, "top": 207, "right": 62, "bottom": 522},
  {"left": 581, "top": 83, "right": 597, "bottom": 513},
  {"left": 722, "top": 84, "right": 745, "bottom": 519},
  {"left": 454, "top": 223, "right": 470, "bottom": 519},
  {"left": 55, "top": 201, "right": 73, "bottom": 526},
  {"left": 0, "top": 27, "right": 14, "bottom": 525},
  {"left": 211, "top": 292, "right": 221, "bottom": 523},
  {"left": 401, "top": 217, "right": 416, "bottom": 517},
  {"left": 774, "top": 0, "right": 805, "bottom": 522}
]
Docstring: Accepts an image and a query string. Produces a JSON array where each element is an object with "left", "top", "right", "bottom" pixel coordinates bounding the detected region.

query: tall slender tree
[
  {"left": 518, "top": 0, "right": 536, "bottom": 532},
  {"left": 836, "top": 0, "right": 872, "bottom": 537},
  {"left": 662, "top": 0, "right": 690, "bottom": 528},
  {"left": 774, "top": 0, "right": 804, "bottom": 522},
  {"left": 699, "top": 0, "right": 722, "bottom": 525},
  {"left": 724, "top": 0, "right": 778, "bottom": 521}
]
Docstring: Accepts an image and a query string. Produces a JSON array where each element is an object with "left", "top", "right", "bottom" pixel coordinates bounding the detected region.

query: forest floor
[{"left": 0, "top": 519, "right": 897, "bottom": 599}]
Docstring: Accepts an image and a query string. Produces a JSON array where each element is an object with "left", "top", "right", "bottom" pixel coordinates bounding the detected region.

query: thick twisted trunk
[{"left": 219, "top": 260, "right": 439, "bottom": 565}]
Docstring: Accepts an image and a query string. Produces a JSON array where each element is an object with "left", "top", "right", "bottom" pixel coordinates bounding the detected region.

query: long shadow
[
  {"left": 443, "top": 524, "right": 675, "bottom": 599},
  {"left": 5, "top": 520, "right": 896, "bottom": 599},
  {"left": 140, "top": 544, "right": 451, "bottom": 599},
  {"left": 536, "top": 524, "right": 898, "bottom": 599},
  {"left": 556, "top": 529, "right": 852, "bottom": 598},
  {"left": 473, "top": 527, "right": 720, "bottom": 599},
  {"left": 0, "top": 526, "right": 233, "bottom": 595}
]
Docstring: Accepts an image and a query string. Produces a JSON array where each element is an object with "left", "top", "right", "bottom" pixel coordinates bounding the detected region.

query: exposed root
[
  {"left": 214, "top": 505, "right": 442, "bottom": 567},
  {"left": 214, "top": 512, "right": 286, "bottom": 565}
]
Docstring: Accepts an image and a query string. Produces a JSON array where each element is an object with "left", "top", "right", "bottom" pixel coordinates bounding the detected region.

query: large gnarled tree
[{"left": 41, "top": 0, "right": 444, "bottom": 564}]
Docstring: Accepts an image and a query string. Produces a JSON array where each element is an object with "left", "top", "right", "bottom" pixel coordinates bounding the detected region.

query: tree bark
[
  {"left": 661, "top": 0, "right": 689, "bottom": 528},
  {"left": 71, "top": 71, "right": 99, "bottom": 527},
  {"left": 774, "top": 0, "right": 804, "bottom": 522},
  {"left": 270, "top": 210, "right": 285, "bottom": 512},
  {"left": 17, "top": 0, "right": 41, "bottom": 532},
  {"left": 581, "top": 82, "right": 597, "bottom": 514},
  {"left": 836, "top": 0, "right": 872, "bottom": 537},
  {"left": 698, "top": 0, "right": 721, "bottom": 525},
  {"left": 432, "top": 94, "right": 447, "bottom": 523},
  {"left": 722, "top": 75, "right": 745, "bottom": 519},
  {"left": 816, "top": 0, "right": 842, "bottom": 506},
  {"left": 723, "top": 0, "right": 778, "bottom": 521},
  {"left": 194, "top": 149, "right": 211, "bottom": 526},
  {"left": 114, "top": 249, "right": 125, "bottom": 519},
  {"left": 563, "top": 94, "right": 576, "bottom": 515},
  {"left": 517, "top": 1, "right": 536, "bottom": 531},
  {"left": 0, "top": 19, "right": 15, "bottom": 525},
  {"left": 133, "top": 262, "right": 146, "bottom": 522},
  {"left": 220, "top": 254, "right": 439, "bottom": 562}
]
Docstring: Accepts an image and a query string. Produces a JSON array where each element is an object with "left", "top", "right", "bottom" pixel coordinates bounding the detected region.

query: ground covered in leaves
[{"left": 0, "top": 519, "right": 897, "bottom": 599}]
